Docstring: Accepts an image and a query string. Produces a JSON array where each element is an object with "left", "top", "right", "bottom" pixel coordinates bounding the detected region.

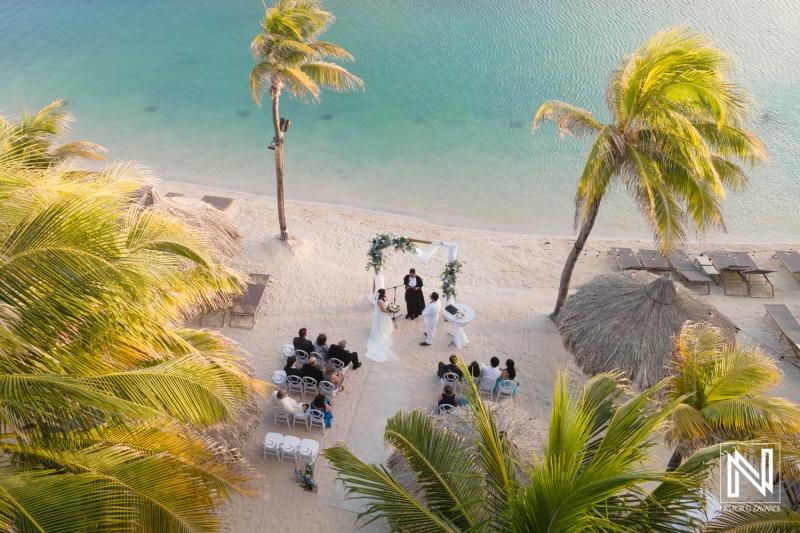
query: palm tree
[
  {"left": 0, "top": 99, "right": 105, "bottom": 168},
  {"left": 250, "top": 0, "right": 364, "bottom": 241},
  {"left": 326, "top": 366, "right": 740, "bottom": 532},
  {"left": 531, "top": 28, "right": 766, "bottom": 319},
  {"left": 664, "top": 323, "right": 800, "bottom": 471},
  {"left": 0, "top": 158, "right": 265, "bottom": 531}
]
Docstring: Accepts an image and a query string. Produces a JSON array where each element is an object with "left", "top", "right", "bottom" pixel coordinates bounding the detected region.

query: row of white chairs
[
  {"left": 272, "top": 406, "right": 326, "bottom": 434},
  {"left": 262, "top": 433, "right": 320, "bottom": 466},
  {"left": 283, "top": 345, "right": 346, "bottom": 369},
  {"left": 271, "top": 374, "right": 339, "bottom": 401},
  {"left": 440, "top": 372, "right": 517, "bottom": 402}
]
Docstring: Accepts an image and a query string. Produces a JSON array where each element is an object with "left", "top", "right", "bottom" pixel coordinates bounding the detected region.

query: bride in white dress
[{"left": 365, "top": 288, "right": 398, "bottom": 363}]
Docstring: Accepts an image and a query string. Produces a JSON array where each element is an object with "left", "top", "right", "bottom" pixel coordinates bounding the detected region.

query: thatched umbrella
[
  {"left": 386, "top": 402, "right": 549, "bottom": 497},
  {"left": 557, "top": 271, "right": 736, "bottom": 390},
  {"left": 136, "top": 186, "right": 242, "bottom": 261}
]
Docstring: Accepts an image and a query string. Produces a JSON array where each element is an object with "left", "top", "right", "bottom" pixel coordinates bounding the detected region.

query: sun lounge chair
[
  {"left": 229, "top": 273, "right": 270, "bottom": 329},
  {"left": 704, "top": 251, "right": 749, "bottom": 296},
  {"left": 776, "top": 251, "right": 800, "bottom": 286},
  {"left": 610, "top": 248, "right": 645, "bottom": 271},
  {"left": 764, "top": 304, "right": 800, "bottom": 361},
  {"left": 669, "top": 250, "right": 712, "bottom": 294},
  {"left": 638, "top": 249, "right": 671, "bottom": 272},
  {"left": 201, "top": 195, "right": 236, "bottom": 212}
]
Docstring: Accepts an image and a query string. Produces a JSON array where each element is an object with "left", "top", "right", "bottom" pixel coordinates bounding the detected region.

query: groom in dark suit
[{"left": 328, "top": 340, "right": 362, "bottom": 370}]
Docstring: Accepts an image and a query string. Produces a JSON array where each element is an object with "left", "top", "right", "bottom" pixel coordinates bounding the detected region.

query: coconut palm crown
[
  {"left": 250, "top": 0, "right": 364, "bottom": 240},
  {"left": 532, "top": 27, "right": 767, "bottom": 318}
]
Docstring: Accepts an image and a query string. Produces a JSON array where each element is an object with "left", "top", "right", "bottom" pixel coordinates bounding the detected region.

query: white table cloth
[{"left": 443, "top": 303, "right": 474, "bottom": 350}]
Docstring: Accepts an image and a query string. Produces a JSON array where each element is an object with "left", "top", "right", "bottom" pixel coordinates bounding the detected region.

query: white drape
[{"left": 371, "top": 242, "right": 458, "bottom": 304}]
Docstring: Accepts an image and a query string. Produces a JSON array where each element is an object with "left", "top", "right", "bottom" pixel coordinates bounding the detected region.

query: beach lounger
[
  {"left": 229, "top": 273, "right": 270, "bottom": 329},
  {"left": 638, "top": 249, "right": 671, "bottom": 272},
  {"left": 610, "top": 248, "right": 645, "bottom": 271},
  {"left": 776, "top": 250, "right": 800, "bottom": 286},
  {"left": 201, "top": 195, "right": 236, "bottom": 212},
  {"left": 764, "top": 304, "right": 800, "bottom": 361},
  {"left": 704, "top": 251, "right": 748, "bottom": 296},
  {"left": 669, "top": 250, "right": 712, "bottom": 294},
  {"left": 728, "top": 252, "right": 774, "bottom": 297}
]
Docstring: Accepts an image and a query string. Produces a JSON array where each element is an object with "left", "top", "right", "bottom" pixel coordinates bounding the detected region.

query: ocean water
[{"left": 1, "top": 0, "right": 799, "bottom": 241}]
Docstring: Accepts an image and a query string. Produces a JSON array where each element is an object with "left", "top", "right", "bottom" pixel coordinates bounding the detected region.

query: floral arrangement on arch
[
  {"left": 441, "top": 260, "right": 463, "bottom": 300},
  {"left": 366, "top": 233, "right": 417, "bottom": 273}
]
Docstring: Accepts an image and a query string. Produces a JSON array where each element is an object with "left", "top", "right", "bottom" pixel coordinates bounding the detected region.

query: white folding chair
[
  {"left": 286, "top": 375, "right": 303, "bottom": 397},
  {"left": 496, "top": 380, "right": 516, "bottom": 401},
  {"left": 329, "top": 358, "right": 345, "bottom": 372},
  {"left": 282, "top": 344, "right": 295, "bottom": 358},
  {"left": 298, "top": 439, "right": 320, "bottom": 465},
  {"left": 280, "top": 435, "right": 302, "bottom": 467},
  {"left": 311, "top": 352, "right": 325, "bottom": 367},
  {"left": 295, "top": 350, "right": 309, "bottom": 365},
  {"left": 478, "top": 377, "right": 496, "bottom": 400},
  {"left": 262, "top": 432, "right": 283, "bottom": 461},
  {"left": 293, "top": 405, "right": 311, "bottom": 431},
  {"left": 309, "top": 409, "right": 326, "bottom": 434},
  {"left": 302, "top": 377, "right": 318, "bottom": 399},
  {"left": 271, "top": 371, "right": 287, "bottom": 386},
  {"left": 272, "top": 406, "right": 292, "bottom": 428},
  {"left": 319, "top": 380, "right": 337, "bottom": 399},
  {"left": 438, "top": 403, "right": 455, "bottom": 415},
  {"left": 441, "top": 372, "right": 460, "bottom": 392}
]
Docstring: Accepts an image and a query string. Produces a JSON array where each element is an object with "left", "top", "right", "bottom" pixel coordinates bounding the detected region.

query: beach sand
[{"left": 164, "top": 180, "right": 800, "bottom": 532}]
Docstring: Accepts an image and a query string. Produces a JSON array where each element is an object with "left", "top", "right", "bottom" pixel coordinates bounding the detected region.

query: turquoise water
[{"left": 2, "top": 0, "right": 799, "bottom": 241}]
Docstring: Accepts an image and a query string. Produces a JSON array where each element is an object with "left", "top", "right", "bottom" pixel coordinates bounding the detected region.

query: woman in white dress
[{"left": 365, "top": 288, "right": 398, "bottom": 363}]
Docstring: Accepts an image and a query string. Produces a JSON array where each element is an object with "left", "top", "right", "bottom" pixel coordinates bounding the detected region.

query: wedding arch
[{"left": 366, "top": 233, "right": 463, "bottom": 303}]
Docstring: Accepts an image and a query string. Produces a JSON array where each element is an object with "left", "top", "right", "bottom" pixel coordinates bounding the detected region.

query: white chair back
[
  {"left": 438, "top": 403, "right": 455, "bottom": 415},
  {"left": 286, "top": 375, "right": 303, "bottom": 396},
  {"left": 302, "top": 377, "right": 318, "bottom": 399},
  {"left": 496, "top": 379, "right": 516, "bottom": 401},
  {"left": 262, "top": 432, "right": 283, "bottom": 461},
  {"left": 282, "top": 344, "right": 295, "bottom": 357},
  {"left": 319, "top": 380, "right": 337, "bottom": 398},
  {"left": 272, "top": 406, "right": 292, "bottom": 428},
  {"left": 271, "top": 371, "right": 287, "bottom": 386},
  {"left": 478, "top": 376, "right": 496, "bottom": 400},
  {"left": 295, "top": 350, "right": 310, "bottom": 365},
  {"left": 309, "top": 409, "right": 326, "bottom": 433},
  {"left": 441, "top": 372, "right": 459, "bottom": 391},
  {"left": 329, "top": 358, "right": 345, "bottom": 371},
  {"left": 293, "top": 404, "right": 311, "bottom": 431},
  {"left": 310, "top": 352, "right": 325, "bottom": 367}
]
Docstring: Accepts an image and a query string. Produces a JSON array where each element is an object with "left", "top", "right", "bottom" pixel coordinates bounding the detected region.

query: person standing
[
  {"left": 403, "top": 268, "right": 425, "bottom": 319},
  {"left": 420, "top": 292, "right": 441, "bottom": 347}
]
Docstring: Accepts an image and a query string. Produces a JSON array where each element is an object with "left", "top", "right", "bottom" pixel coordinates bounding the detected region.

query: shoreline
[{"left": 159, "top": 176, "right": 800, "bottom": 246}]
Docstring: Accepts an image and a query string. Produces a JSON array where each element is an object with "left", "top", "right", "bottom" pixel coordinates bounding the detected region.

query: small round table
[{"left": 443, "top": 303, "right": 475, "bottom": 350}]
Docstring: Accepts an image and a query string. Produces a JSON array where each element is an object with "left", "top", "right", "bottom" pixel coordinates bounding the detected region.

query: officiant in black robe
[{"left": 403, "top": 269, "right": 426, "bottom": 319}]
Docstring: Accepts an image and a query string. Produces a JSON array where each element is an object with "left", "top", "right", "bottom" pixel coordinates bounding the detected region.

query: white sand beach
[{"left": 164, "top": 180, "right": 800, "bottom": 533}]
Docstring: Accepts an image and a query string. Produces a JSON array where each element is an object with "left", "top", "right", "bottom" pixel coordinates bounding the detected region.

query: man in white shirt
[
  {"left": 480, "top": 356, "right": 502, "bottom": 382},
  {"left": 420, "top": 292, "right": 441, "bottom": 346},
  {"left": 271, "top": 389, "right": 302, "bottom": 415}
]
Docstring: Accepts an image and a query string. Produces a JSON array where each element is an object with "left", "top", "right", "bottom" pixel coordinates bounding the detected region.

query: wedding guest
[
  {"left": 467, "top": 361, "right": 481, "bottom": 379},
  {"left": 403, "top": 268, "right": 425, "bottom": 319},
  {"left": 437, "top": 354, "right": 463, "bottom": 379},
  {"left": 480, "top": 356, "right": 502, "bottom": 382},
  {"left": 314, "top": 333, "right": 330, "bottom": 358},
  {"left": 322, "top": 362, "right": 345, "bottom": 392},
  {"left": 302, "top": 356, "right": 324, "bottom": 382},
  {"left": 494, "top": 359, "right": 519, "bottom": 396},
  {"left": 284, "top": 355, "right": 303, "bottom": 377},
  {"left": 293, "top": 328, "right": 314, "bottom": 354},
  {"left": 437, "top": 384, "right": 465, "bottom": 412},
  {"left": 311, "top": 393, "right": 333, "bottom": 428},
  {"left": 328, "top": 340, "right": 362, "bottom": 370},
  {"left": 271, "top": 389, "right": 302, "bottom": 415}
]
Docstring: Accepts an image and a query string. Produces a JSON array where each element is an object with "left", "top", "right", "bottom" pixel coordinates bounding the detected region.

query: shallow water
[{"left": 1, "top": 0, "right": 799, "bottom": 241}]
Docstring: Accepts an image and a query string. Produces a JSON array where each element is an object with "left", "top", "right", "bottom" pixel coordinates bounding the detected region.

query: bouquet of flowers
[
  {"left": 386, "top": 302, "right": 401, "bottom": 315},
  {"left": 297, "top": 464, "right": 317, "bottom": 492},
  {"left": 455, "top": 309, "right": 466, "bottom": 319}
]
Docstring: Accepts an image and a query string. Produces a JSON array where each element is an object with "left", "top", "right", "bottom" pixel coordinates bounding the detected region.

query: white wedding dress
[{"left": 365, "top": 294, "right": 398, "bottom": 363}]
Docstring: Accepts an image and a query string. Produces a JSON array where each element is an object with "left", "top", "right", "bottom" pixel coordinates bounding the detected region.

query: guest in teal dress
[
  {"left": 494, "top": 359, "right": 519, "bottom": 396},
  {"left": 312, "top": 393, "right": 333, "bottom": 428}
]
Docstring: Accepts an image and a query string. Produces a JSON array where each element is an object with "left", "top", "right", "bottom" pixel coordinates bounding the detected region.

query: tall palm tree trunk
[
  {"left": 271, "top": 84, "right": 289, "bottom": 241},
  {"left": 551, "top": 199, "right": 601, "bottom": 320},
  {"left": 666, "top": 449, "right": 683, "bottom": 472}
]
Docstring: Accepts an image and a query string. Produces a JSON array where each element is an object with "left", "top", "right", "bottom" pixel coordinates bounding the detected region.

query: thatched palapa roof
[{"left": 556, "top": 272, "right": 736, "bottom": 389}]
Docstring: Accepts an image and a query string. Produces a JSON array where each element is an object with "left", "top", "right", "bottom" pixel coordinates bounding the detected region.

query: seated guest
[
  {"left": 284, "top": 355, "right": 303, "bottom": 377},
  {"left": 293, "top": 328, "right": 314, "bottom": 354},
  {"left": 494, "top": 359, "right": 519, "bottom": 396},
  {"left": 271, "top": 389, "right": 302, "bottom": 415},
  {"left": 314, "top": 333, "right": 330, "bottom": 358},
  {"left": 467, "top": 361, "right": 481, "bottom": 379},
  {"left": 302, "top": 356, "right": 324, "bottom": 383},
  {"left": 437, "top": 384, "right": 465, "bottom": 412},
  {"left": 437, "top": 354, "right": 463, "bottom": 378},
  {"left": 311, "top": 393, "right": 333, "bottom": 428},
  {"left": 327, "top": 340, "right": 362, "bottom": 370},
  {"left": 322, "top": 362, "right": 345, "bottom": 392},
  {"left": 480, "top": 356, "right": 502, "bottom": 382}
]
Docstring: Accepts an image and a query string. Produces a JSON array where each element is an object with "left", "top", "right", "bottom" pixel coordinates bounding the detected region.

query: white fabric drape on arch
[{"left": 371, "top": 242, "right": 458, "bottom": 304}]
